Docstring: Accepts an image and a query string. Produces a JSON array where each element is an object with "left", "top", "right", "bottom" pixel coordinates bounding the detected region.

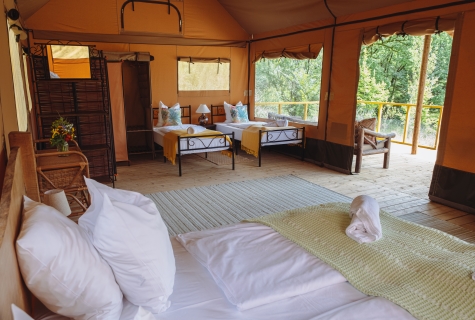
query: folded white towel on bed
[
  {"left": 345, "top": 195, "right": 382, "bottom": 244},
  {"left": 187, "top": 126, "right": 207, "bottom": 134},
  {"left": 265, "top": 119, "right": 288, "bottom": 127}
]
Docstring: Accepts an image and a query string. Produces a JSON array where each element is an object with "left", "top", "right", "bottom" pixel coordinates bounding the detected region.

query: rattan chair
[{"left": 35, "top": 139, "right": 90, "bottom": 215}]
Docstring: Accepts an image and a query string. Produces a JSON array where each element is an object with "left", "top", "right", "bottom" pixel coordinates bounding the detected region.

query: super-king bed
[
  {"left": 211, "top": 103, "right": 305, "bottom": 167},
  {"left": 152, "top": 103, "right": 234, "bottom": 176},
  {"left": 3, "top": 131, "right": 475, "bottom": 320}
]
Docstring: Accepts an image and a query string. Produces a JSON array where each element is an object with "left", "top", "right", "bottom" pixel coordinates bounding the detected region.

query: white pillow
[
  {"left": 16, "top": 198, "right": 123, "bottom": 320},
  {"left": 11, "top": 304, "right": 33, "bottom": 320},
  {"left": 79, "top": 178, "right": 176, "bottom": 314},
  {"left": 157, "top": 101, "right": 180, "bottom": 127},
  {"left": 223, "top": 101, "right": 242, "bottom": 123}
]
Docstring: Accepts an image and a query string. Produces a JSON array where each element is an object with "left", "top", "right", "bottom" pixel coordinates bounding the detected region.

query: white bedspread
[
  {"left": 177, "top": 223, "right": 347, "bottom": 310},
  {"left": 120, "top": 227, "right": 416, "bottom": 320}
]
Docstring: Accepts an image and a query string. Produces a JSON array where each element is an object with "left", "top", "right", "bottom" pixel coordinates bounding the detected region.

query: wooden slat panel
[{"left": 0, "top": 148, "right": 31, "bottom": 319}]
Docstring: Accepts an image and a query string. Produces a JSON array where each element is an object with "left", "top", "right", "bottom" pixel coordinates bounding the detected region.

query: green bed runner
[{"left": 246, "top": 203, "right": 475, "bottom": 320}]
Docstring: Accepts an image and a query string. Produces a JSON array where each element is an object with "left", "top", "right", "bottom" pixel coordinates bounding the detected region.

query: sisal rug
[
  {"left": 146, "top": 175, "right": 349, "bottom": 236},
  {"left": 145, "top": 175, "right": 475, "bottom": 242},
  {"left": 193, "top": 152, "right": 253, "bottom": 165}
]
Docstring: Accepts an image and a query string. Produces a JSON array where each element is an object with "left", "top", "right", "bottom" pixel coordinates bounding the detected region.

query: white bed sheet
[
  {"left": 215, "top": 122, "right": 303, "bottom": 145},
  {"left": 119, "top": 226, "right": 416, "bottom": 320},
  {"left": 176, "top": 223, "right": 347, "bottom": 310},
  {"left": 153, "top": 125, "right": 230, "bottom": 155}
]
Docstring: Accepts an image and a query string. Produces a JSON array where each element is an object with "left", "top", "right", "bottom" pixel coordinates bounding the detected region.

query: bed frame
[
  {"left": 210, "top": 105, "right": 305, "bottom": 167},
  {"left": 0, "top": 132, "right": 41, "bottom": 319},
  {"left": 153, "top": 105, "right": 235, "bottom": 176}
]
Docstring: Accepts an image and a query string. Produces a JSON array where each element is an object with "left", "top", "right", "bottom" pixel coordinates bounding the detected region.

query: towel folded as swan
[{"left": 345, "top": 195, "right": 382, "bottom": 244}]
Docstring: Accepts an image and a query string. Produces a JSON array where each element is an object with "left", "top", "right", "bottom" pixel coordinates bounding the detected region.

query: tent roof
[
  {"left": 217, "top": 0, "right": 417, "bottom": 34},
  {"left": 18, "top": 0, "right": 421, "bottom": 36}
]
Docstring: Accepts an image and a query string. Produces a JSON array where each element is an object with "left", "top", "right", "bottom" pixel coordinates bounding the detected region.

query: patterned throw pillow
[
  {"left": 230, "top": 106, "right": 240, "bottom": 123},
  {"left": 236, "top": 105, "right": 249, "bottom": 123},
  {"left": 168, "top": 106, "right": 182, "bottom": 126},
  {"left": 157, "top": 102, "right": 182, "bottom": 126},
  {"left": 230, "top": 105, "right": 249, "bottom": 123},
  {"left": 355, "top": 118, "right": 376, "bottom": 144}
]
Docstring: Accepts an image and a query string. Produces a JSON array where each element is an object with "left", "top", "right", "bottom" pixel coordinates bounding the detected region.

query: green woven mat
[{"left": 247, "top": 203, "right": 475, "bottom": 320}]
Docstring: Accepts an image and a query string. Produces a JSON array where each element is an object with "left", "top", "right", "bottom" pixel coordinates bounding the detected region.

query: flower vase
[{"left": 57, "top": 141, "right": 69, "bottom": 156}]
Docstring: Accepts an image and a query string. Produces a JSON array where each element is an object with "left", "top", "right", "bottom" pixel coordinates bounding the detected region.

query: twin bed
[
  {"left": 2, "top": 132, "right": 475, "bottom": 319},
  {"left": 152, "top": 105, "right": 235, "bottom": 176},
  {"left": 151, "top": 104, "right": 305, "bottom": 174}
]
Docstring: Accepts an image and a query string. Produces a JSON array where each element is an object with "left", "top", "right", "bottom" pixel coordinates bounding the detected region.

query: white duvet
[
  {"left": 222, "top": 121, "right": 267, "bottom": 129},
  {"left": 153, "top": 124, "right": 199, "bottom": 133},
  {"left": 177, "top": 223, "right": 345, "bottom": 310}
]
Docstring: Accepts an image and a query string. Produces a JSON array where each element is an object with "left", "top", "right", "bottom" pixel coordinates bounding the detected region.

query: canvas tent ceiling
[
  {"left": 19, "top": 0, "right": 419, "bottom": 36},
  {"left": 217, "top": 0, "right": 416, "bottom": 34}
]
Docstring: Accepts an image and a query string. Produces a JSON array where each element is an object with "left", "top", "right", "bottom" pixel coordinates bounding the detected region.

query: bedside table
[{"left": 202, "top": 124, "right": 216, "bottom": 130}]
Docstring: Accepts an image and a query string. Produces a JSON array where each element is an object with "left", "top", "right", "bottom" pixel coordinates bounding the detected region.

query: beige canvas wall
[
  {"left": 25, "top": 0, "right": 249, "bottom": 41},
  {"left": 436, "top": 10, "right": 475, "bottom": 174},
  {"left": 88, "top": 43, "right": 248, "bottom": 125},
  {"left": 1, "top": 0, "right": 20, "bottom": 153}
]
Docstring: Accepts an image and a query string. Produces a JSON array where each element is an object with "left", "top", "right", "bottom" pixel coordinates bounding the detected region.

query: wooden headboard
[{"left": 0, "top": 132, "right": 40, "bottom": 319}]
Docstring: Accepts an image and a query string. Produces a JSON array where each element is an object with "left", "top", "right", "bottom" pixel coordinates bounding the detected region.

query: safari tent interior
[{"left": 2, "top": 0, "right": 475, "bottom": 319}]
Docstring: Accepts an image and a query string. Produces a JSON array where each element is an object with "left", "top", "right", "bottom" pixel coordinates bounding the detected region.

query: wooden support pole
[{"left": 412, "top": 35, "right": 432, "bottom": 155}]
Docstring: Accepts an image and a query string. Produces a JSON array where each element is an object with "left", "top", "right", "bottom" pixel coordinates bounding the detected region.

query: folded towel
[
  {"left": 345, "top": 195, "right": 382, "bottom": 244},
  {"left": 186, "top": 126, "right": 207, "bottom": 134},
  {"left": 265, "top": 119, "right": 289, "bottom": 127}
]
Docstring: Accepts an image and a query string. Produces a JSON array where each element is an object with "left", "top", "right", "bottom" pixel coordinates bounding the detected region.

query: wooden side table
[{"left": 36, "top": 148, "right": 90, "bottom": 215}]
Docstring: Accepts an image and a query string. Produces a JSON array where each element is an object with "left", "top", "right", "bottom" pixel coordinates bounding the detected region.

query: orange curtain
[{"left": 107, "top": 63, "right": 128, "bottom": 162}]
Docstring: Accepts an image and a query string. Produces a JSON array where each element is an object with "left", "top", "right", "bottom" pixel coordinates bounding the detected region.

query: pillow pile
[
  {"left": 16, "top": 179, "right": 176, "bottom": 318},
  {"left": 354, "top": 117, "right": 376, "bottom": 144},
  {"left": 79, "top": 178, "right": 176, "bottom": 314},
  {"left": 16, "top": 198, "right": 123, "bottom": 319},
  {"left": 224, "top": 101, "right": 249, "bottom": 123},
  {"left": 157, "top": 101, "right": 182, "bottom": 126}
]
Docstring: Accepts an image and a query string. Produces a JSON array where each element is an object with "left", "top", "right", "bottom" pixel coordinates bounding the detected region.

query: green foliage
[
  {"left": 255, "top": 51, "right": 324, "bottom": 121},
  {"left": 357, "top": 33, "right": 452, "bottom": 147}
]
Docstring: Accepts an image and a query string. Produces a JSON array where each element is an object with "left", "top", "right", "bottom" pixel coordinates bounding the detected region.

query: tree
[{"left": 255, "top": 52, "right": 324, "bottom": 121}]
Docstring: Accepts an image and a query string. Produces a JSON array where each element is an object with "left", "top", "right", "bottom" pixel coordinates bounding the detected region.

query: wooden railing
[
  {"left": 357, "top": 100, "right": 443, "bottom": 150},
  {"left": 255, "top": 100, "right": 443, "bottom": 150},
  {"left": 255, "top": 101, "right": 319, "bottom": 121}
]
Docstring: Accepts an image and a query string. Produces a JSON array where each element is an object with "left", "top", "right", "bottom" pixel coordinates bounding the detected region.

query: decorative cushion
[
  {"left": 79, "top": 178, "right": 176, "bottom": 314},
  {"left": 230, "top": 105, "right": 249, "bottom": 123},
  {"left": 355, "top": 118, "right": 377, "bottom": 144},
  {"left": 157, "top": 101, "right": 182, "bottom": 126},
  {"left": 224, "top": 101, "right": 242, "bottom": 122},
  {"left": 16, "top": 198, "right": 123, "bottom": 319}
]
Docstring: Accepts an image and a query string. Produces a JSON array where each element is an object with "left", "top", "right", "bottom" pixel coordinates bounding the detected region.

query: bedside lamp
[{"left": 196, "top": 104, "right": 211, "bottom": 126}]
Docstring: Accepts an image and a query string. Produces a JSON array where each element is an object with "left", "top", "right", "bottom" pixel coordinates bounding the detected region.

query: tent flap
[
  {"left": 253, "top": 43, "right": 323, "bottom": 63},
  {"left": 363, "top": 17, "right": 456, "bottom": 45}
]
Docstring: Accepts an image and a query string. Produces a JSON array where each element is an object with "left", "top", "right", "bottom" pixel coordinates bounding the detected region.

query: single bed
[
  {"left": 3, "top": 131, "right": 474, "bottom": 320},
  {"left": 152, "top": 105, "right": 235, "bottom": 176},
  {"left": 211, "top": 104, "right": 305, "bottom": 166}
]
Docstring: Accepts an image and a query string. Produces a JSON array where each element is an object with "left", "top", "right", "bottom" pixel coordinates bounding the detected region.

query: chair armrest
[{"left": 361, "top": 128, "right": 396, "bottom": 139}]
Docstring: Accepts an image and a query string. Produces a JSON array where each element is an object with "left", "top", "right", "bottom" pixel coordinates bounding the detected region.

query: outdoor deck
[{"left": 113, "top": 143, "right": 475, "bottom": 234}]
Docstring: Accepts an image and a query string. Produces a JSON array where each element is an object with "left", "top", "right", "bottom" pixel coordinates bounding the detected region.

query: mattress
[
  {"left": 153, "top": 125, "right": 231, "bottom": 155},
  {"left": 216, "top": 122, "right": 303, "bottom": 145}
]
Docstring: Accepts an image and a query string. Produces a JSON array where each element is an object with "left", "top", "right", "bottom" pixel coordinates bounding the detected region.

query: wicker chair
[{"left": 353, "top": 127, "right": 396, "bottom": 173}]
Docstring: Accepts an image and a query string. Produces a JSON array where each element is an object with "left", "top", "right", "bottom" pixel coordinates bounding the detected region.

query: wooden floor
[{"left": 113, "top": 143, "right": 475, "bottom": 233}]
